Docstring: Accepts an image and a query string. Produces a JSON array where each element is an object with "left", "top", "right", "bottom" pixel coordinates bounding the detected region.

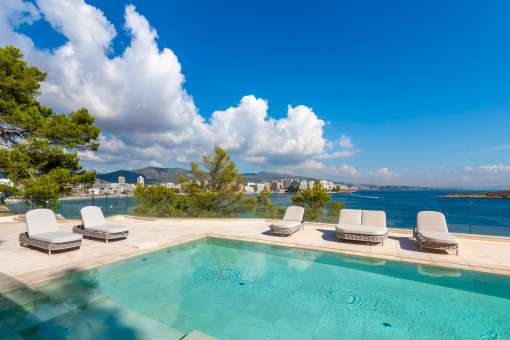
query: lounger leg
[
  {"left": 105, "top": 238, "right": 108, "bottom": 244},
  {"left": 456, "top": 250, "right": 458, "bottom": 256},
  {"left": 48, "top": 249, "right": 51, "bottom": 256}
]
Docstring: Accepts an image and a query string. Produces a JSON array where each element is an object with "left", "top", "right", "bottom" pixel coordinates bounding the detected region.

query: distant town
[{"left": 86, "top": 176, "right": 353, "bottom": 196}]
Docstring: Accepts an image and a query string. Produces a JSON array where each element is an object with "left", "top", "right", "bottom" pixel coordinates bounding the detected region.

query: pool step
[
  {"left": 183, "top": 329, "right": 219, "bottom": 340},
  {"left": 0, "top": 280, "right": 110, "bottom": 338},
  {"left": 0, "top": 289, "right": 49, "bottom": 317},
  {"left": 31, "top": 300, "right": 186, "bottom": 339}
]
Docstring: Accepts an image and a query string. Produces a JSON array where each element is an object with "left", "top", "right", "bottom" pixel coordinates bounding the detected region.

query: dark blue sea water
[{"left": 7, "top": 190, "right": 510, "bottom": 236}]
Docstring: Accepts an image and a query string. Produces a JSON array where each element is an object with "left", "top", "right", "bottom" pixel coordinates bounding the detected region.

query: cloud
[
  {"left": 461, "top": 175, "right": 471, "bottom": 182},
  {"left": 0, "top": 0, "right": 357, "bottom": 170},
  {"left": 369, "top": 168, "right": 400, "bottom": 181},
  {"left": 317, "top": 149, "right": 360, "bottom": 159},
  {"left": 472, "top": 144, "right": 510, "bottom": 154},
  {"left": 338, "top": 135, "right": 354, "bottom": 148},
  {"left": 275, "top": 161, "right": 360, "bottom": 180},
  {"left": 465, "top": 164, "right": 510, "bottom": 173}
]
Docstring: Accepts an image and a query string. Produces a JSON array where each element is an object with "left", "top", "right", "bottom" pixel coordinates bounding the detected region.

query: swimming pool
[{"left": 1, "top": 237, "right": 509, "bottom": 339}]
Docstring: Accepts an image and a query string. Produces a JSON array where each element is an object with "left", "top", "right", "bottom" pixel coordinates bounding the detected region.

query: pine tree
[{"left": 0, "top": 46, "right": 100, "bottom": 207}]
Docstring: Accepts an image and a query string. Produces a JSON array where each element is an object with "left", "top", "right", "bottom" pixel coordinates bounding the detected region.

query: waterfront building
[
  {"left": 291, "top": 179, "right": 300, "bottom": 188},
  {"left": 244, "top": 186, "right": 255, "bottom": 193},
  {"left": 264, "top": 182, "right": 271, "bottom": 190},
  {"left": 270, "top": 180, "right": 280, "bottom": 192},
  {"left": 118, "top": 176, "right": 125, "bottom": 187},
  {"left": 163, "top": 183, "right": 175, "bottom": 189},
  {"left": 137, "top": 176, "right": 144, "bottom": 186},
  {"left": 256, "top": 183, "right": 265, "bottom": 192},
  {"left": 281, "top": 178, "right": 293, "bottom": 189},
  {"left": 299, "top": 180, "right": 308, "bottom": 190},
  {"left": 92, "top": 183, "right": 105, "bottom": 190}
]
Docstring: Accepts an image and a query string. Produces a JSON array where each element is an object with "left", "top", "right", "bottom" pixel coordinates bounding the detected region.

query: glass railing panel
[{"left": 4, "top": 189, "right": 510, "bottom": 237}]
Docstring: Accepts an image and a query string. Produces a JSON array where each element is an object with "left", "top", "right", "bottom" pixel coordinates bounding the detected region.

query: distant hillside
[
  {"left": 96, "top": 170, "right": 158, "bottom": 185},
  {"left": 242, "top": 172, "right": 319, "bottom": 185},
  {"left": 96, "top": 168, "right": 338, "bottom": 185},
  {"left": 134, "top": 167, "right": 197, "bottom": 183},
  {"left": 96, "top": 167, "right": 196, "bottom": 185}
]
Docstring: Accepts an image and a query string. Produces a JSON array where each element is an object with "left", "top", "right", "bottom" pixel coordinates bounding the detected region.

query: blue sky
[{"left": 2, "top": 0, "right": 510, "bottom": 187}]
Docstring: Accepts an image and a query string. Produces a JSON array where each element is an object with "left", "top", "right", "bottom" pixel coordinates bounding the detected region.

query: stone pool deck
[{"left": 1, "top": 216, "right": 510, "bottom": 292}]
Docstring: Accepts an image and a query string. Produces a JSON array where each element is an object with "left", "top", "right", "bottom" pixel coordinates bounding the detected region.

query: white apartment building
[
  {"left": 243, "top": 186, "right": 255, "bottom": 193},
  {"left": 320, "top": 180, "right": 335, "bottom": 190},
  {"left": 137, "top": 176, "right": 144, "bottom": 186},
  {"left": 299, "top": 180, "right": 308, "bottom": 190}
]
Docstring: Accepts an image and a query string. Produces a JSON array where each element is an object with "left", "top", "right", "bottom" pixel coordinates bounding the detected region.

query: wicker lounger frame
[
  {"left": 270, "top": 222, "right": 304, "bottom": 237},
  {"left": 73, "top": 224, "right": 129, "bottom": 243},
  {"left": 19, "top": 232, "right": 82, "bottom": 255},
  {"left": 413, "top": 228, "right": 459, "bottom": 255},
  {"left": 336, "top": 229, "right": 388, "bottom": 245}
]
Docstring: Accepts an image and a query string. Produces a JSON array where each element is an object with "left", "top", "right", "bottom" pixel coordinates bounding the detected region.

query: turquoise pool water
[{"left": 1, "top": 238, "right": 509, "bottom": 339}]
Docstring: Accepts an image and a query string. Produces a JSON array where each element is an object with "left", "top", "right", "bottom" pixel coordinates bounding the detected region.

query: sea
[{"left": 6, "top": 190, "right": 510, "bottom": 237}]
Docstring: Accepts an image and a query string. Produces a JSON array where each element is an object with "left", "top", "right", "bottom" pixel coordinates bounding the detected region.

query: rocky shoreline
[{"left": 441, "top": 190, "right": 510, "bottom": 199}]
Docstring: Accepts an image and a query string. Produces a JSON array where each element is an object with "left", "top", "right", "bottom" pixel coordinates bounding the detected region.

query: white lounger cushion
[
  {"left": 416, "top": 211, "right": 459, "bottom": 244},
  {"left": 270, "top": 220, "right": 301, "bottom": 229},
  {"left": 338, "top": 209, "right": 362, "bottom": 225},
  {"left": 80, "top": 206, "right": 129, "bottom": 233},
  {"left": 362, "top": 210, "right": 386, "bottom": 227},
  {"left": 282, "top": 206, "right": 305, "bottom": 222},
  {"left": 86, "top": 224, "right": 130, "bottom": 233},
  {"left": 26, "top": 209, "right": 60, "bottom": 237},
  {"left": 336, "top": 209, "right": 387, "bottom": 236},
  {"left": 81, "top": 206, "right": 107, "bottom": 228},
  {"left": 30, "top": 231, "right": 83, "bottom": 244},
  {"left": 417, "top": 211, "right": 448, "bottom": 233},
  {"left": 336, "top": 224, "right": 387, "bottom": 236},
  {"left": 416, "top": 230, "right": 460, "bottom": 245}
]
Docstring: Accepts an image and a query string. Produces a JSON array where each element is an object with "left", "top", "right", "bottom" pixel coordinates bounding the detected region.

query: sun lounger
[
  {"left": 413, "top": 211, "right": 460, "bottom": 255},
  {"left": 335, "top": 209, "right": 388, "bottom": 245},
  {"left": 73, "top": 206, "right": 129, "bottom": 243},
  {"left": 269, "top": 206, "right": 304, "bottom": 237},
  {"left": 19, "top": 209, "right": 83, "bottom": 255}
]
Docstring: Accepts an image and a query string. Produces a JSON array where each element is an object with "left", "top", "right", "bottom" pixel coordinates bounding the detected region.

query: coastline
[{"left": 440, "top": 190, "right": 510, "bottom": 199}]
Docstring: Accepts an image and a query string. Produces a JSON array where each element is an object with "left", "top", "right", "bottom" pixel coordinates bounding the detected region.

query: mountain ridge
[{"left": 95, "top": 167, "right": 342, "bottom": 185}]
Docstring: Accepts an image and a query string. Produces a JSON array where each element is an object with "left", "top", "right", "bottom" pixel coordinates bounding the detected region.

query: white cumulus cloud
[
  {"left": 338, "top": 135, "right": 354, "bottom": 148},
  {"left": 369, "top": 168, "right": 400, "bottom": 181},
  {"left": 0, "top": 0, "right": 359, "bottom": 173},
  {"left": 465, "top": 164, "right": 510, "bottom": 173}
]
